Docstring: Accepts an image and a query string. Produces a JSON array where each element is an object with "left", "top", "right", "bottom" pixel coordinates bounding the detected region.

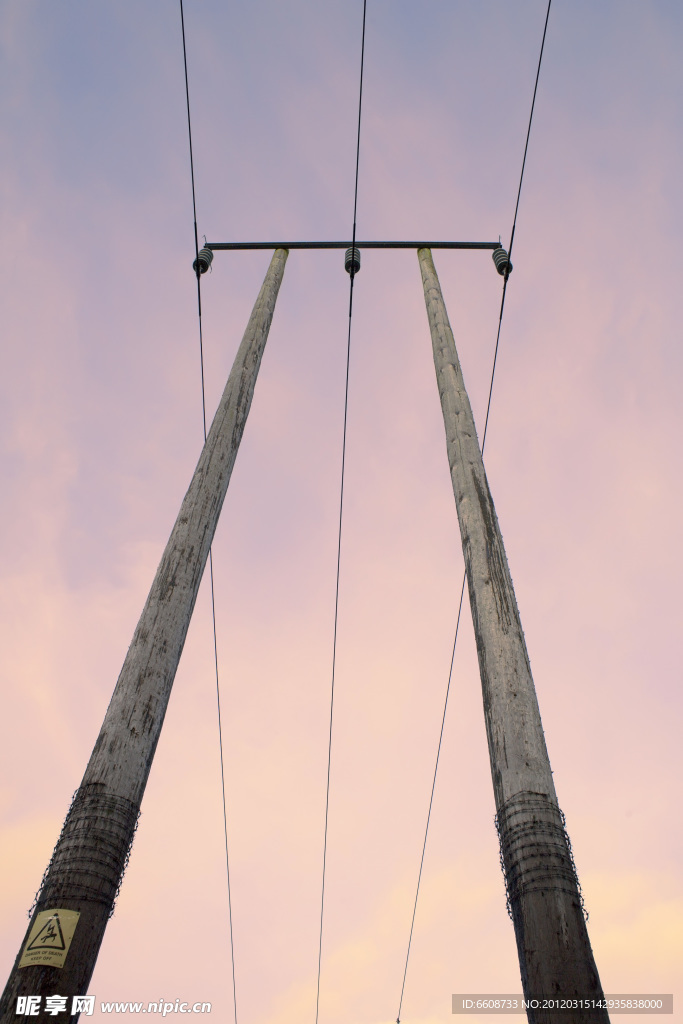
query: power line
[
  {"left": 506, "top": 0, "right": 553, "bottom": 272},
  {"left": 394, "top": 3, "right": 553, "bottom": 1020},
  {"left": 179, "top": 5, "right": 238, "bottom": 1024},
  {"left": 395, "top": 572, "right": 467, "bottom": 1024},
  {"left": 314, "top": 4, "right": 368, "bottom": 1024},
  {"left": 478, "top": 0, "right": 553, "bottom": 451}
]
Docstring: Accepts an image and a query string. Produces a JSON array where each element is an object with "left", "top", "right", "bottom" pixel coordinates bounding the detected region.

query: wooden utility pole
[
  {"left": 417, "top": 248, "right": 608, "bottom": 1024},
  {"left": 0, "top": 248, "right": 289, "bottom": 1023}
]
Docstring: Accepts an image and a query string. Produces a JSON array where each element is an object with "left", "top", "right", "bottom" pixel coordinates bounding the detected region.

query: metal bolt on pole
[
  {"left": 0, "top": 248, "right": 289, "bottom": 1023},
  {"left": 417, "top": 247, "right": 609, "bottom": 1024}
]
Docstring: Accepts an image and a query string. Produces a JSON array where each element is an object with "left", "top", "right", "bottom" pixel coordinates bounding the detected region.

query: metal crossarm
[{"left": 205, "top": 240, "right": 502, "bottom": 251}]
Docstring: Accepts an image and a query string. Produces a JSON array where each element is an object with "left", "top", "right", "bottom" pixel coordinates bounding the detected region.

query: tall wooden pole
[
  {"left": 417, "top": 248, "right": 608, "bottom": 1023},
  {"left": 1, "top": 248, "right": 289, "bottom": 1023}
]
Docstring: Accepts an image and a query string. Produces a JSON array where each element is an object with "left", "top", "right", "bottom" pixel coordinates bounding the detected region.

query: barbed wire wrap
[
  {"left": 29, "top": 783, "right": 140, "bottom": 920},
  {"left": 494, "top": 791, "right": 588, "bottom": 923},
  {"left": 28, "top": 789, "right": 78, "bottom": 918}
]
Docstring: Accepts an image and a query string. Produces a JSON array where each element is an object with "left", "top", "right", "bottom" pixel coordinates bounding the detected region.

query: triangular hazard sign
[{"left": 27, "top": 913, "right": 66, "bottom": 951}]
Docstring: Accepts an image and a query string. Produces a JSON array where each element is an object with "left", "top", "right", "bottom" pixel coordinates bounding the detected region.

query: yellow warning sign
[{"left": 19, "top": 909, "right": 80, "bottom": 969}]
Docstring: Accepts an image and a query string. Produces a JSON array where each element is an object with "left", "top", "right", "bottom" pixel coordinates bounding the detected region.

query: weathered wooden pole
[
  {"left": 417, "top": 248, "right": 608, "bottom": 1023},
  {"left": 0, "top": 248, "right": 289, "bottom": 1023}
]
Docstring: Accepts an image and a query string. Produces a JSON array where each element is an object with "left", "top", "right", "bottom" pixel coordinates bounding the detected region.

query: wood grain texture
[
  {"left": 418, "top": 248, "right": 609, "bottom": 1023},
  {"left": 0, "top": 248, "right": 289, "bottom": 1023}
]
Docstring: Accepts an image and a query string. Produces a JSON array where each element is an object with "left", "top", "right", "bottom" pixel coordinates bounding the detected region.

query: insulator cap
[
  {"left": 193, "top": 246, "right": 214, "bottom": 276},
  {"left": 492, "top": 246, "right": 512, "bottom": 277},
  {"left": 345, "top": 246, "right": 361, "bottom": 275}
]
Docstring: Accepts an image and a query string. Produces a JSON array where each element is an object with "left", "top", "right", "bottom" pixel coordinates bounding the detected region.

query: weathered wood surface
[
  {"left": 418, "top": 247, "right": 609, "bottom": 1024},
  {"left": 0, "top": 248, "right": 289, "bottom": 1023}
]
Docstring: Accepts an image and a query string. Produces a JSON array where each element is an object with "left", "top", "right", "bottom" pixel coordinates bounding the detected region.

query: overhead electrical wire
[
  {"left": 394, "top": 3, "right": 553, "bottom": 1021},
  {"left": 179, "top": 4, "right": 239, "bottom": 1024},
  {"left": 314, "top": 4, "right": 368, "bottom": 1024}
]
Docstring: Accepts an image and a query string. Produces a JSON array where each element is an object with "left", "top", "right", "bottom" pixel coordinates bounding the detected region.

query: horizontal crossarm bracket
[{"left": 206, "top": 240, "right": 502, "bottom": 251}]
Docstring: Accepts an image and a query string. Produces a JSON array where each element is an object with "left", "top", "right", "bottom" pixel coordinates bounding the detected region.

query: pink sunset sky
[{"left": 1, "top": 1, "right": 681, "bottom": 1021}]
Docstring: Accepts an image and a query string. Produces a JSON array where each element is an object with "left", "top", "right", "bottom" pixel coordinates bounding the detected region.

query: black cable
[
  {"left": 395, "top": 4, "right": 552, "bottom": 1020},
  {"left": 179, "top": 0, "right": 202, "bottom": 319},
  {"left": 395, "top": 571, "right": 467, "bottom": 1024},
  {"left": 314, "top": 4, "right": 368, "bottom": 1024},
  {"left": 505, "top": 0, "right": 553, "bottom": 273},
  {"left": 482, "top": 0, "right": 552, "bottom": 452},
  {"left": 179, "top": 5, "right": 238, "bottom": 1024},
  {"left": 348, "top": 0, "right": 368, "bottom": 311}
]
